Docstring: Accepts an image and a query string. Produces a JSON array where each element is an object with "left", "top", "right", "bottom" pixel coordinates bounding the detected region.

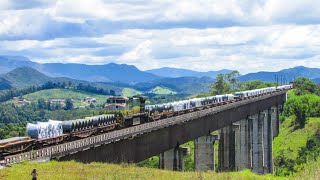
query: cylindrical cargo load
[
  {"left": 77, "top": 119, "right": 83, "bottom": 130},
  {"left": 98, "top": 116, "right": 103, "bottom": 124},
  {"left": 37, "top": 122, "right": 49, "bottom": 139},
  {"left": 83, "top": 120, "right": 88, "bottom": 129},
  {"left": 49, "top": 120, "right": 63, "bottom": 136},
  {"left": 87, "top": 119, "right": 92, "bottom": 128},
  {"left": 79, "top": 120, "right": 85, "bottom": 130},
  {"left": 103, "top": 115, "right": 112, "bottom": 124},
  {"left": 74, "top": 121, "right": 80, "bottom": 131},
  {"left": 27, "top": 123, "right": 40, "bottom": 139},
  {"left": 87, "top": 119, "right": 92, "bottom": 127},
  {"left": 102, "top": 116, "right": 107, "bottom": 124},
  {"left": 62, "top": 120, "right": 73, "bottom": 133},
  {"left": 47, "top": 123, "right": 53, "bottom": 138},
  {"left": 108, "top": 114, "right": 115, "bottom": 123},
  {"left": 98, "top": 117, "right": 103, "bottom": 125},
  {"left": 85, "top": 117, "right": 94, "bottom": 127}
]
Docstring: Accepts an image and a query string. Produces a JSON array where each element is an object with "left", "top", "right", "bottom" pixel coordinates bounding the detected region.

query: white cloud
[
  {"left": 1, "top": 0, "right": 320, "bottom": 74},
  {"left": 2, "top": 24, "right": 320, "bottom": 74}
]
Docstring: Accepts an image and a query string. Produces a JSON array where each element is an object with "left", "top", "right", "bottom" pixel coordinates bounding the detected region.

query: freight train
[{"left": 0, "top": 84, "right": 293, "bottom": 157}]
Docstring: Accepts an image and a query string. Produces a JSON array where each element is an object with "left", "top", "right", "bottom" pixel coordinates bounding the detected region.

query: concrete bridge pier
[
  {"left": 271, "top": 106, "right": 280, "bottom": 138},
  {"left": 238, "top": 118, "right": 253, "bottom": 171},
  {"left": 251, "top": 113, "right": 264, "bottom": 174},
  {"left": 159, "top": 146, "right": 190, "bottom": 171},
  {"left": 233, "top": 123, "right": 240, "bottom": 171},
  {"left": 263, "top": 108, "right": 274, "bottom": 174},
  {"left": 194, "top": 134, "right": 220, "bottom": 171},
  {"left": 218, "top": 125, "right": 236, "bottom": 172}
]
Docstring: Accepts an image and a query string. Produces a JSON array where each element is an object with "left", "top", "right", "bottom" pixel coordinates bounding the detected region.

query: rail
[{"left": 3, "top": 90, "right": 286, "bottom": 165}]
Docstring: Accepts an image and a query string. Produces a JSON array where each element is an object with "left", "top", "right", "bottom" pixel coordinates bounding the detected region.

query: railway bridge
[{"left": 4, "top": 91, "right": 287, "bottom": 174}]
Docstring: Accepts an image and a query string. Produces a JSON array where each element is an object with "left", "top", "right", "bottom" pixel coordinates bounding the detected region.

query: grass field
[
  {"left": 0, "top": 161, "right": 281, "bottom": 180},
  {"left": 19, "top": 89, "right": 107, "bottom": 107},
  {"left": 0, "top": 158, "right": 319, "bottom": 180},
  {"left": 121, "top": 88, "right": 143, "bottom": 97},
  {"left": 148, "top": 86, "right": 177, "bottom": 95}
]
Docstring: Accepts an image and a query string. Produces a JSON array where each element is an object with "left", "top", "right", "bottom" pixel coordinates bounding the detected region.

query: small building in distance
[
  {"left": 48, "top": 98, "right": 66, "bottom": 107},
  {"left": 14, "top": 97, "right": 32, "bottom": 104},
  {"left": 83, "top": 97, "right": 97, "bottom": 104}
]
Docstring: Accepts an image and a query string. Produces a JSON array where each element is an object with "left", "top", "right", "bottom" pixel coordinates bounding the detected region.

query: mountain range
[
  {"left": 0, "top": 56, "right": 320, "bottom": 94},
  {"left": 0, "top": 56, "right": 231, "bottom": 83},
  {"left": 239, "top": 66, "right": 320, "bottom": 83},
  {"left": 146, "top": 67, "right": 233, "bottom": 78},
  {"left": 0, "top": 56, "right": 159, "bottom": 84},
  {"left": 0, "top": 67, "right": 213, "bottom": 96}
]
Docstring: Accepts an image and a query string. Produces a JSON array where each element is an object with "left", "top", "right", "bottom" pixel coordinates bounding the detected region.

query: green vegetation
[
  {"left": 116, "top": 86, "right": 177, "bottom": 97},
  {"left": 210, "top": 73, "right": 233, "bottom": 95},
  {"left": 1, "top": 67, "right": 53, "bottom": 89},
  {"left": 121, "top": 88, "right": 143, "bottom": 97},
  {"left": 0, "top": 161, "right": 281, "bottom": 180},
  {"left": 273, "top": 117, "right": 320, "bottom": 176},
  {"left": 21, "top": 89, "right": 107, "bottom": 107},
  {"left": 1, "top": 159, "right": 319, "bottom": 179},
  {"left": 293, "top": 156, "right": 320, "bottom": 180},
  {"left": 283, "top": 92, "right": 320, "bottom": 128},
  {"left": 209, "top": 71, "right": 280, "bottom": 96},
  {"left": 293, "top": 77, "right": 318, "bottom": 95},
  {"left": 148, "top": 86, "right": 177, "bottom": 95},
  {"left": 0, "top": 101, "right": 100, "bottom": 139},
  {"left": 240, "top": 80, "right": 278, "bottom": 90}
]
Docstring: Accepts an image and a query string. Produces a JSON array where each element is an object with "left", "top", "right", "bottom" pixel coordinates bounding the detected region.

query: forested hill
[
  {"left": 0, "top": 67, "right": 213, "bottom": 96},
  {"left": 239, "top": 66, "right": 320, "bottom": 82},
  {"left": 0, "top": 56, "right": 159, "bottom": 83},
  {"left": 133, "top": 76, "right": 214, "bottom": 95},
  {"left": 0, "top": 67, "right": 95, "bottom": 89},
  {"left": 1, "top": 67, "right": 54, "bottom": 88},
  {"left": 0, "top": 67, "right": 125, "bottom": 94},
  {"left": 0, "top": 77, "right": 12, "bottom": 90}
]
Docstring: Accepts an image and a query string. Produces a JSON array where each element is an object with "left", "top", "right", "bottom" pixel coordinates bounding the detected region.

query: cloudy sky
[{"left": 0, "top": 0, "right": 320, "bottom": 74}]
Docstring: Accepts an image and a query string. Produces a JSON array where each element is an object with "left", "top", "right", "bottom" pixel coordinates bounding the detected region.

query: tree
[
  {"left": 294, "top": 77, "right": 316, "bottom": 95},
  {"left": 316, "top": 84, "right": 320, "bottom": 96},
  {"left": 110, "top": 90, "right": 116, "bottom": 96},
  {"left": 65, "top": 98, "right": 74, "bottom": 110},
  {"left": 210, "top": 74, "right": 232, "bottom": 95},
  {"left": 37, "top": 98, "right": 46, "bottom": 109},
  {"left": 292, "top": 99, "right": 308, "bottom": 128},
  {"left": 89, "top": 103, "right": 95, "bottom": 108},
  {"left": 226, "top": 70, "right": 240, "bottom": 91},
  {"left": 68, "top": 81, "right": 73, "bottom": 87}
]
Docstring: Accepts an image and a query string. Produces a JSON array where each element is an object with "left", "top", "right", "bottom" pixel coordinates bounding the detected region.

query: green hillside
[
  {"left": 273, "top": 117, "right": 320, "bottom": 176},
  {"left": 0, "top": 78, "right": 12, "bottom": 90},
  {"left": 20, "top": 89, "right": 107, "bottom": 107},
  {"left": 121, "top": 88, "right": 143, "bottom": 97},
  {"left": 148, "top": 86, "right": 177, "bottom": 95},
  {"left": 1, "top": 67, "right": 53, "bottom": 89}
]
